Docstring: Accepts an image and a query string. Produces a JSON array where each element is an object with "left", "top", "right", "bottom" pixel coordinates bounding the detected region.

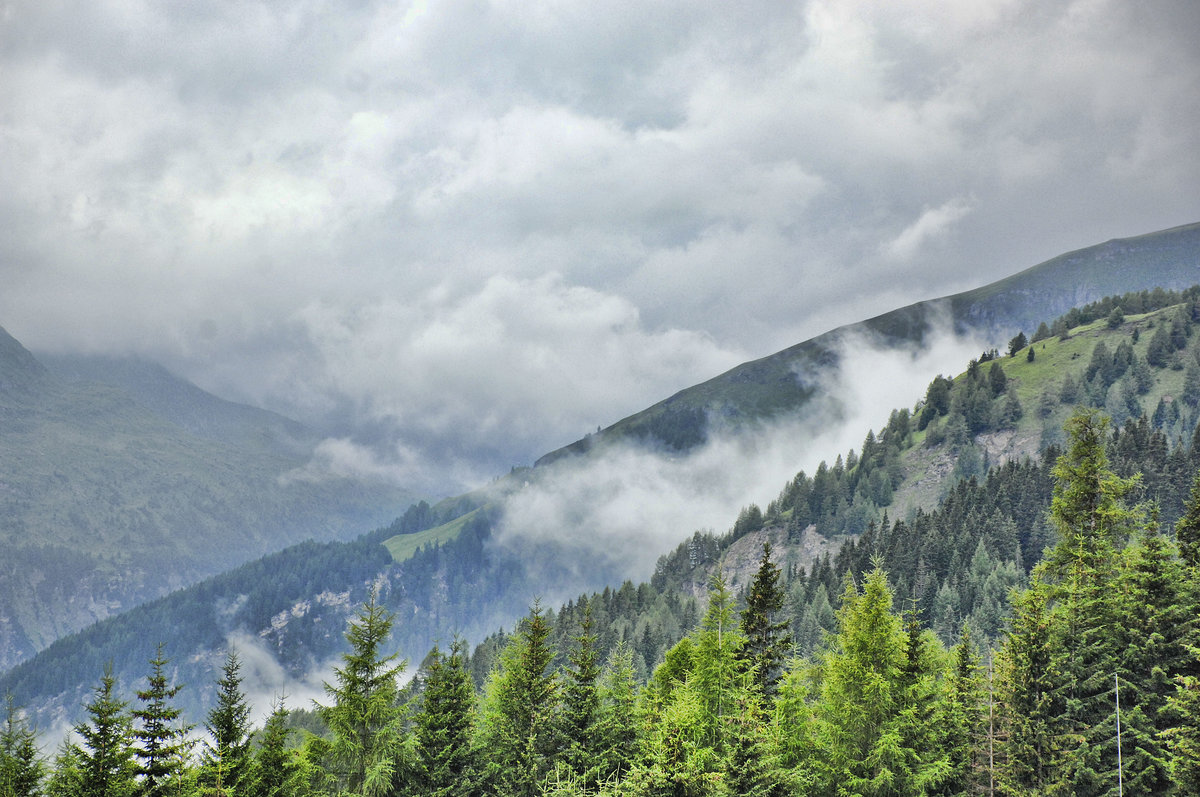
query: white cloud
[
  {"left": 1, "top": 0, "right": 1198, "bottom": 492},
  {"left": 496, "top": 317, "right": 987, "bottom": 587},
  {"left": 884, "top": 198, "right": 975, "bottom": 261}
]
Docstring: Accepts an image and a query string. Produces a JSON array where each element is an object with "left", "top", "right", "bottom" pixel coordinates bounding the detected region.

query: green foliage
[
  {"left": 74, "top": 664, "right": 138, "bottom": 797},
  {"left": 413, "top": 640, "right": 476, "bottom": 797},
  {"left": 738, "top": 543, "right": 791, "bottom": 700},
  {"left": 198, "top": 650, "right": 254, "bottom": 797},
  {"left": 315, "top": 591, "right": 408, "bottom": 797},
  {"left": 0, "top": 695, "right": 44, "bottom": 797},
  {"left": 132, "top": 644, "right": 193, "bottom": 797}
]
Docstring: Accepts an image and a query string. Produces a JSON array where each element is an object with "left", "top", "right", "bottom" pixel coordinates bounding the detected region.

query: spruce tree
[
  {"left": 593, "top": 643, "right": 639, "bottom": 783},
  {"left": 75, "top": 663, "right": 138, "bottom": 797},
  {"left": 414, "top": 640, "right": 476, "bottom": 797},
  {"left": 133, "top": 644, "right": 193, "bottom": 797},
  {"left": 199, "top": 650, "right": 254, "bottom": 797},
  {"left": 255, "top": 698, "right": 304, "bottom": 797},
  {"left": 317, "top": 589, "right": 408, "bottom": 797},
  {"left": 994, "top": 578, "right": 1060, "bottom": 795},
  {"left": 474, "top": 602, "right": 559, "bottom": 797},
  {"left": 557, "top": 607, "right": 602, "bottom": 785},
  {"left": 0, "top": 694, "right": 44, "bottom": 797},
  {"left": 739, "top": 543, "right": 792, "bottom": 700},
  {"left": 1175, "top": 469, "right": 1200, "bottom": 568}
]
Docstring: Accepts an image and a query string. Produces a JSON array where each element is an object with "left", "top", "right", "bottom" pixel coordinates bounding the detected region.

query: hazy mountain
[
  {"left": 0, "top": 330, "right": 415, "bottom": 669},
  {"left": 8, "top": 281, "right": 1200, "bottom": 729},
  {"left": 540, "top": 221, "right": 1200, "bottom": 464}
]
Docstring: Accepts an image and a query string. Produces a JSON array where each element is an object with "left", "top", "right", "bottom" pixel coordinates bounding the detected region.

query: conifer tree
[
  {"left": 940, "top": 625, "right": 985, "bottom": 795},
  {"left": 994, "top": 578, "right": 1060, "bottom": 795},
  {"left": 1175, "top": 469, "right": 1200, "bottom": 568},
  {"left": 739, "top": 543, "right": 792, "bottom": 700},
  {"left": 0, "top": 694, "right": 44, "bottom": 797},
  {"left": 690, "top": 572, "right": 744, "bottom": 752},
  {"left": 255, "top": 697, "right": 304, "bottom": 797},
  {"left": 475, "top": 603, "right": 559, "bottom": 797},
  {"left": 75, "top": 663, "right": 138, "bottom": 797},
  {"left": 133, "top": 644, "right": 193, "bottom": 797},
  {"left": 593, "top": 643, "right": 639, "bottom": 784},
  {"left": 414, "top": 639, "right": 476, "bottom": 797},
  {"left": 199, "top": 650, "right": 254, "bottom": 797},
  {"left": 1042, "top": 410, "right": 1139, "bottom": 795},
  {"left": 814, "top": 568, "right": 948, "bottom": 797},
  {"left": 317, "top": 589, "right": 408, "bottom": 797},
  {"left": 557, "top": 607, "right": 602, "bottom": 784},
  {"left": 44, "top": 739, "right": 83, "bottom": 797}
]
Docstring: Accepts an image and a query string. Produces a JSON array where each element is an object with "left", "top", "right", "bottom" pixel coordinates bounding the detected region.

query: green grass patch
[{"left": 384, "top": 508, "right": 480, "bottom": 563}]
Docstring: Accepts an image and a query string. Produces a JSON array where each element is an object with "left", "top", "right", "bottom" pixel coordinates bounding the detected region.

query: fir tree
[
  {"left": 317, "top": 589, "right": 408, "bottom": 797},
  {"left": 75, "top": 663, "right": 138, "bottom": 797},
  {"left": 739, "top": 543, "right": 792, "bottom": 700},
  {"left": 594, "top": 643, "right": 639, "bottom": 783},
  {"left": 475, "top": 602, "right": 559, "bottom": 797},
  {"left": 1175, "top": 469, "right": 1200, "bottom": 568},
  {"left": 557, "top": 607, "right": 602, "bottom": 785},
  {"left": 132, "top": 644, "right": 193, "bottom": 797},
  {"left": 254, "top": 697, "right": 305, "bottom": 797},
  {"left": 0, "top": 694, "right": 44, "bottom": 797},
  {"left": 199, "top": 650, "right": 254, "bottom": 797},
  {"left": 414, "top": 639, "right": 476, "bottom": 797}
]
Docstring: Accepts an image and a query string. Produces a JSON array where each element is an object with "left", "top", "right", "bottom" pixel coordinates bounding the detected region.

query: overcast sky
[{"left": 3, "top": 0, "right": 1199, "bottom": 492}]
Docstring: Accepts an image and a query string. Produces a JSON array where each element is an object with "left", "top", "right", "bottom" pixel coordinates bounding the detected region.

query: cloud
[
  {"left": 1, "top": 0, "right": 1198, "bottom": 492},
  {"left": 883, "top": 198, "right": 975, "bottom": 261},
  {"left": 495, "top": 317, "right": 987, "bottom": 591}
]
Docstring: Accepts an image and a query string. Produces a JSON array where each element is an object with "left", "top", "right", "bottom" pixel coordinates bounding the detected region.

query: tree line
[{"left": 4, "top": 409, "right": 1199, "bottom": 797}]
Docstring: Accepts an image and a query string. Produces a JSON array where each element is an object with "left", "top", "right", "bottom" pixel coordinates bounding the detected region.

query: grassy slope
[{"left": 383, "top": 508, "right": 481, "bottom": 562}]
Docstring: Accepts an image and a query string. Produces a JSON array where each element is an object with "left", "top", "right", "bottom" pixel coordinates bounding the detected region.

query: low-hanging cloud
[
  {"left": 1, "top": 0, "right": 1198, "bottom": 494},
  {"left": 496, "top": 317, "right": 988, "bottom": 590}
]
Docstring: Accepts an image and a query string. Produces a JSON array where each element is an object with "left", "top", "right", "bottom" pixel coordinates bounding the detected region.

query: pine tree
[
  {"left": 75, "top": 663, "right": 138, "bottom": 797},
  {"left": 132, "top": 644, "right": 193, "bottom": 797},
  {"left": 199, "top": 650, "right": 254, "bottom": 797},
  {"left": 594, "top": 643, "right": 639, "bottom": 784},
  {"left": 414, "top": 640, "right": 476, "bottom": 797},
  {"left": 255, "top": 697, "right": 304, "bottom": 797},
  {"left": 814, "top": 568, "right": 945, "bottom": 797},
  {"left": 940, "top": 625, "right": 985, "bottom": 795},
  {"left": 474, "top": 602, "right": 559, "bottom": 797},
  {"left": 994, "top": 578, "right": 1060, "bottom": 795},
  {"left": 44, "top": 739, "right": 83, "bottom": 797},
  {"left": 691, "top": 572, "right": 744, "bottom": 752},
  {"left": 317, "top": 589, "right": 408, "bottom": 797},
  {"left": 557, "top": 607, "right": 602, "bottom": 785},
  {"left": 1175, "top": 469, "right": 1200, "bottom": 568},
  {"left": 0, "top": 694, "right": 44, "bottom": 797},
  {"left": 739, "top": 543, "right": 792, "bottom": 700}
]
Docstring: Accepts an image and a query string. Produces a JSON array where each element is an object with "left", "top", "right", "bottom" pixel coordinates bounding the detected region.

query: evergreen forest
[{"left": 6, "top": 291, "right": 1200, "bottom": 795}]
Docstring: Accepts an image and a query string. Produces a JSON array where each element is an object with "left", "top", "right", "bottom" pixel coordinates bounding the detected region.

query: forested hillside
[
  {"left": 3, "top": 407, "right": 1199, "bottom": 796},
  {"left": 7, "top": 287, "right": 1200, "bottom": 751},
  {"left": 0, "top": 328, "right": 415, "bottom": 670}
]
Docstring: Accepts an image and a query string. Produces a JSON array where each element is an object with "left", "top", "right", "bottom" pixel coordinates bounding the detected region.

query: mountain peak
[{"left": 0, "top": 324, "right": 49, "bottom": 400}]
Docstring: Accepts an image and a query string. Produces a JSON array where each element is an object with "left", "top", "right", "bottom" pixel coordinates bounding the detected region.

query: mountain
[
  {"left": 0, "top": 329, "right": 415, "bottom": 669},
  {"left": 539, "top": 221, "right": 1200, "bottom": 464},
  {"left": 8, "top": 281, "right": 1200, "bottom": 728}
]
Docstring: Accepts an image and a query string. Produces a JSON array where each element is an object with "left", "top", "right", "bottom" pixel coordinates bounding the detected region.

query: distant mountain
[
  {"left": 0, "top": 328, "right": 415, "bottom": 669},
  {"left": 539, "top": 221, "right": 1200, "bottom": 464}
]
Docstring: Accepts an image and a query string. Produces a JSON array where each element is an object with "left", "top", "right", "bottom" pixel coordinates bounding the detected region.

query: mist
[{"left": 496, "top": 319, "right": 988, "bottom": 594}]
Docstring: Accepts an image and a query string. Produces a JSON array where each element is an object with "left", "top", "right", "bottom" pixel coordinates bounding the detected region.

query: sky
[{"left": 3, "top": 0, "right": 1200, "bottom": 494}]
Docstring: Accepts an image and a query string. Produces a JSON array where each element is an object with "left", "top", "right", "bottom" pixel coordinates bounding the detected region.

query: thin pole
[{"left": 1115, "top": 672, "right": 1123, "bottom": 797}]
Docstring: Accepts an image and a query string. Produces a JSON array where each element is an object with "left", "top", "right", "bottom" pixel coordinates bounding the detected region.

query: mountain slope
[
  {"left": 9, "top": 289, "right": 1200, "bottom": 727},
  {"left": 539, "top": 221, "right": 1200, "bottom": 464},
  {"left": 0, "top": 328, "right": 414, "bottom": 668}
]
